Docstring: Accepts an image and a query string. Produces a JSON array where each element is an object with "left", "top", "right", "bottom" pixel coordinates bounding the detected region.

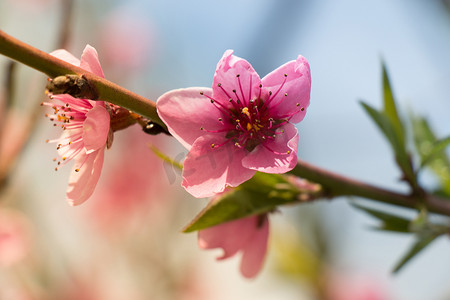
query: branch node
[{"left": 46, "top": 74, "right": 98, "bottom": 99}]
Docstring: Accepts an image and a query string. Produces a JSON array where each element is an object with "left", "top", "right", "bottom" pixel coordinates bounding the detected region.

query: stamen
[
  {"left": 261, "top": 74, "right": 288, "bottom": 110},
  {"left": 210, "top": 138, "right": 232, "bottom": 149},
  {"left": 201, "top": 93, "right": 234, "bottom": 116},
  {"left": 261, "top": 144, "right": 289, "bottom": 155}
]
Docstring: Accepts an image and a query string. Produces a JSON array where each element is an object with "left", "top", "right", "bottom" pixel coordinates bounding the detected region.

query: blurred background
[{"left": 1, "top": 0, "right": 450, "bottom": 299}]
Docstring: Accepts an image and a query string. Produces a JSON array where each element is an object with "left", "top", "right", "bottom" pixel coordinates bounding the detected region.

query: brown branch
[{"left": 290, "top": 160, "right": 450, "bottom": 216}]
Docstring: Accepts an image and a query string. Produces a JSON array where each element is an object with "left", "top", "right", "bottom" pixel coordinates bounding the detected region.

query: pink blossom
[
  {"left": 0, "top": 208, "right": 31, "bottom": 267},
  {"left": 42, "top": 45, "right": 110, "bottom": 205},
  {"left": 324, "top": 271, "right": 389, "bottom": 300},
  {"left": 84, "top": 126, "right": 170, "bottom": 234},
  {"left": 157, "top": 50, "right": 311, "bottom": 197},
  {"left": 198, "top": 214, "right": 269, "bottom": 278}
]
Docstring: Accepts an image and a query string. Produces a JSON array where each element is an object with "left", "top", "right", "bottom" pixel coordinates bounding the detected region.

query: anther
[
  {"left": 284, "top": 93, "right": 288, "bottom": 97},
  {"left": 269, "top": 91, "right": 272, "bottom": 95},
  {"left": 217, "top": 83, "right": 222, "bottom": 87},
  {"left": 259, "top": 84, "right": 262, "bottom": 88},
  {"left": 75, "top": 168, "right": 80, "bottom": 172},
  {"left": 211, "top": 144, "right": 215, "bottom": 148},
  {"left": 229, "top": 98, "right": 233, "bottom": 102},
  {"left": 200, "top": 91, "right": 204, "bottom": 95},
  {"left": 232, "top": 89, "right": 236, "bottom": 93},
  {"left": 287, "top": 150, "right": 291, "bottom": 154},
  {"left": 236, "top": 74, "right": 240, "bottom": 78},
  {"left": 210, "top": 99, "right": 214, "bottom": 103},
  {"left": 296, "top": 103, "right": 300, "bottom": 107},
  {"left": 200, "top": 127, "right": 204, "bottom": 130},
  {"left": 301, "top": 107, "right": 305, "bottom": 111},
  {"left": 284, "top": 74, "right": 288, "bottom": 77},
  {"left": 218, "top": 118, "right": 222, "bottom": 121}
]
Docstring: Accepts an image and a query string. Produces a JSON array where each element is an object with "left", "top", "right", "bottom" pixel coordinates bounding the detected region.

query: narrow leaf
[
  {"left": 382, "top": 63, "right": 405, "bottom": 146},
  {"left": 420, "top": 136, "right": 450, "bottom": 169},
  {"left": 183, "top": 172, "right": 303, "bottom": 232},
  {"left": 149, "top": 145, "right": 183, "bottom": 170},
  {"left": 411, "top": 115, "right": 450, "bottom": 194},
  {"left": 352, "top": 203, "right": 411, "bottom": 233},
  {"left": 392, "top": 234, "right": 439, "bottom": 273},
  {"left": 360, "top": 101, "right": 414, "bottom": 182}
]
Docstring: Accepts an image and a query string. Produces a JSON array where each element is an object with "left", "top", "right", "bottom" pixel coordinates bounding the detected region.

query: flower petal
[
  {"left": 262, "top": 55, "right": 311, "bottom": 123},
  {"left": 240, "top": 215, "right": 269, "bottom": 278},
  {"left": 80, "top": 45, "right": 105, "bottom": 78},
  {"left": 50, "top": 49, "right": 81, "bottom": 66},
  {"left": 181, "top": 134, "right": 255, "bottom": 198},
  {"left": 242, "top": 123, "right": 298, "bottom": 173},
  {"left": 198, "top": 216, "right": 256, "bottom": 260},
  {"left": 82, "top": 106, "right": 110, "bottom": 154},
  {"left": 66, "top": 149, "right": 105, "bottom": 206},
  {"left": 212, "top": 50, "right": 262, "bottom": 108},
  {"left": 157, "top": 88, "right": 225, "bottom": 149}
]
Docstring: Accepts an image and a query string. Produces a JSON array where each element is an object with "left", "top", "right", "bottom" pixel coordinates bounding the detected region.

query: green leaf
[
  {"left": 183, "top": 172, "right": 309, "bottom": 232},
  {"left": 420, "top": 136, "right": 450, "bottom": 169},
  {"left": 149, "top": 145, "right": 183, "bottom": 170},
  {"left": 382, "top": 63, "right": 405, "bottom": 147},
  {"left": 352, "top": 203, "right": 411, "bottom": 233},
  {"left": 360, "top": 101, "right": 415, "bottom": 183},
  {"left": 411, "top": 115, "right": 450, "bottom": 195},
  {"left": 392, "top": 234, "right": 439, "bottom": 273}
]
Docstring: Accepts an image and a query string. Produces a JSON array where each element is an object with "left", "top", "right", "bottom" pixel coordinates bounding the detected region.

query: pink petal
[
  {"left": 198, "top": 216, "right": 256, "bottom": 260},
  {"left": 82, "top": 106, "right": 110, "bottom": 154},
  {"left": 261, "top": 55, "right": 311, "bottom": 123},
  {"left": 157, "top": 88, "right": 224, "bottom": 149},
  {"left": 181, "top": 134, "right": 255, "bottom": 198},
  {"left": 241, "top": 123, "right": 298, "bottom": 173},
  {"left": 212, "top": 50, "right": 262, "bottom": 108},
  {"left": 66, "top": 149, "right": 105, "bottom": 206},
  {"left": 50, "top": 49, "right": 81, "bottom": 66},
  {"left": 80, "top": 45, "right": 105, "bottom": 78},
  {"left": 240, "top": 215, "right": 269, "bottom": 278}
]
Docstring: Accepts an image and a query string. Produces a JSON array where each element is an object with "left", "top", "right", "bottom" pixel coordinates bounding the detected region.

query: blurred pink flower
[
  {"left": 0, "top": 208, "right": 31, "bottom": 267},
  {"left": 98, "top": 9, "right": 155, "bottom": 72},
  {"left": 84, "top": 126, "right": 170, "bottom": 233},
  {"left": 198, "top": 214, "right": 269, "bottom": 278},
  {"left": 42, "top": 45, "right": 110, "bottom": 205},
  {"left": 324, "top": 271, "right": 389, "bottom": 300},
  {"left": 157, "top": 50, "right": 311, "bottom": 198}
]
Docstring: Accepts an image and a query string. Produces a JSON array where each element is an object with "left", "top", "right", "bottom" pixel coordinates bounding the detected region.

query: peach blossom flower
[
  {"left": 198, "top": 214, "right": 269, "bottom": 278},
  {"left": 157, "top": 50, "right": 311, "bottom": 197},
  {"left": 0, "top": 208, "right": 31, "bottom": 267},
  {"left": 42, "top": 45, "right": 110, "bottom": 205}
]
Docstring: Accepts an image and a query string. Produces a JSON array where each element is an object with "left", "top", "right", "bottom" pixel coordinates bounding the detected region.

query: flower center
[
  {"left": 42, "top": 97, "right": 92, "bottom": 171},
  {"left": 229, "top": 101, "right": 287, "bottom": 152},
  {"left": 200, "top": 73, "right": 304, "bottom": 155}
]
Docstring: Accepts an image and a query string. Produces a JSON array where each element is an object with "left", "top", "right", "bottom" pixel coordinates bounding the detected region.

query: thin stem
[
  {"left": 0, "top": 30, "right": 165, "bottom": 128},
  {"left": 290, "top": 160, "right": 450, "bottom": 217},
  {"left": 2, "top": 31, "right": 450, "bottom": 217}
]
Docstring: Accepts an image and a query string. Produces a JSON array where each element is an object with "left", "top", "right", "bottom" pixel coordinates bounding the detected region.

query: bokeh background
[{"left": 1, "top": 0, "right": 450, "bottom": 299}]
